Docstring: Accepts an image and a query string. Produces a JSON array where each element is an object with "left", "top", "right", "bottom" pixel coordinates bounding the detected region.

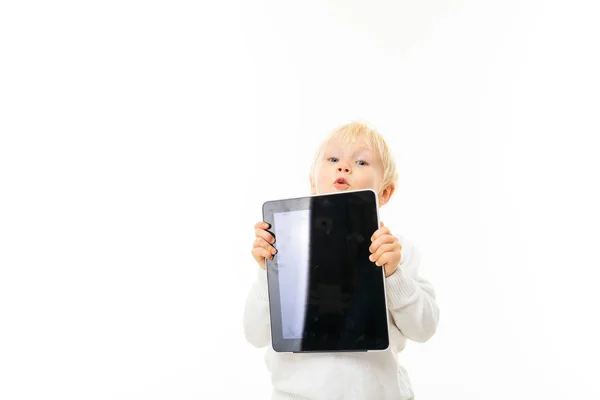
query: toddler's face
[{"left": 311, "top": 136, "right": 392, "bottom": 205}]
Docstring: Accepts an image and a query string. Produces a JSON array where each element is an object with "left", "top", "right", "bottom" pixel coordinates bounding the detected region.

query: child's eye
[
  {"left": 356, "top": 160, "right": 368, "bottom": 166},
  {"left": 328, "top": 157, "right": 339, "bottom": 163}
]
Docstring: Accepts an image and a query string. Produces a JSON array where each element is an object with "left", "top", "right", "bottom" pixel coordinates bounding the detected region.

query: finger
[
  {"left": 380, "top": 221, "right": 384, "bottom": 228},
  {"left": 254, "top": 237, "right": 277, "bottom": 255},
  {"left": 370, "top": 243, "right": 396, "bottom": 263},
  {"left": 252, "top": 246, "right": 274, "bottom": 261},
  {"left": 369, "top": 243, "right": 399, "bottom": 264},
  {"left": 369, "top": 234, "right": 396, "bottom": 253},
  {"left": 254, "top": 221, "right": 271, "bottom": 230},
  {"left": 371, "top": 226, "right": 391, "bottom": 242},
  {"left": 374, "top": 252, "right": 396, "bottom": 267},
  {"left": 255, "top": 228, "right": 275, "bottom": 244}
]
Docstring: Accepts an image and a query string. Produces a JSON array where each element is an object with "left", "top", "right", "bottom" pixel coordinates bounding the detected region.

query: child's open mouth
[{"left": 334, "top": 178, "right": 350, "bottom": 189}]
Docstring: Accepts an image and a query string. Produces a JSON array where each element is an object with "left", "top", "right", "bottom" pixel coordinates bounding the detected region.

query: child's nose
[{"left": 337, "top": 166, "right": 350, "bottom": 173}]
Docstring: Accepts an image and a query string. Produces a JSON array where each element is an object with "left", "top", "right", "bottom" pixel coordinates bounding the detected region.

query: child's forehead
[{"left": 323, "top": 135, "right": 374, "bottom": 152}]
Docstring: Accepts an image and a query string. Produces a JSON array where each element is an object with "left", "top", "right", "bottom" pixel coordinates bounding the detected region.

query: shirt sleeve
[
  {"left": 242, "top": 267, "right": 272, "bottom": 348},
  {"left": 384, "top": 237, "right": 439, "bottom": 343}
]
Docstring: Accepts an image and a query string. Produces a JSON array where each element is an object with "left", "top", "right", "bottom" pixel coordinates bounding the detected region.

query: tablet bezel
[{"left": 262, "top": 189, "right": 390, "bottom": 353}]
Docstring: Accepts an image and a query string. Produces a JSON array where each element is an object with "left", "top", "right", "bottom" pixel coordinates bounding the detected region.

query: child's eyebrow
[
  {"left": 324, "top": 146, "right": 373, "bottom": 158},
  {"left": 324, "top": 148, "right": 343, "bottom": 155},
  {"left": 354, "top": 148, "right": 373, "bottom": 158}
]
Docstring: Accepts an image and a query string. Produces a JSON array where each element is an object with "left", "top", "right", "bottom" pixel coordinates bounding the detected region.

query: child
[{"left": 243, "top": 121, "right": 439, "bottom": 400}]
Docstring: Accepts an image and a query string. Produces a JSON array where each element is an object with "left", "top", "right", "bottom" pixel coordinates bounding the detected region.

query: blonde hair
[{"left": 310, "top": 121, "right": 399, "bottom": 194}]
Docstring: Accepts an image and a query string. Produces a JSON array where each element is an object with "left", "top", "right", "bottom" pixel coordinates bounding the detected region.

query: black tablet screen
[{"left": 263, "top": 190, "right": 389, "bottom": 352}]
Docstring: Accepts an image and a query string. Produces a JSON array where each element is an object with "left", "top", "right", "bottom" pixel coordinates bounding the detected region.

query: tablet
[{"left": 262, "top": 189, "right": 389, "bottom": 353}]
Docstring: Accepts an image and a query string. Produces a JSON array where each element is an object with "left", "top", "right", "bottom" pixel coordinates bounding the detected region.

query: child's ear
[
  {"left": 309, "top": 174, "right": 316, "bottom": 195},
  {"left": 379, "top": 184, "right": 395, "bottom": 206}
]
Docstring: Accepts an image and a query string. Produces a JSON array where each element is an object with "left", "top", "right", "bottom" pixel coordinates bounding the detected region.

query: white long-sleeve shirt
[{"left": 243, "top": 235, "right": 439, "bottom": 400}]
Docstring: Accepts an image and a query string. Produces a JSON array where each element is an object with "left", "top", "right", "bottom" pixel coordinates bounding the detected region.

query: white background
[{"left": 1, "top": 0, "right": 599, "bottom": 399}]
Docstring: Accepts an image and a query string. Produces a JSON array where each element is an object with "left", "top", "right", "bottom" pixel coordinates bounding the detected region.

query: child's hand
[
  {"left": 251, "top": 221, "right": 277, "bottom": 270},
  {"left": 369, "top": 221, "right": 402, "bottom": 277}
]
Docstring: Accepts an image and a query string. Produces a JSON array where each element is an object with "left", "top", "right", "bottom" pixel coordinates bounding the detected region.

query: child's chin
[
  {"left": 333, "top": 183, "right": 351, "bottom": 191},
  {"left": 316, "top": 186, "right": 351, "bottom": 195}
]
